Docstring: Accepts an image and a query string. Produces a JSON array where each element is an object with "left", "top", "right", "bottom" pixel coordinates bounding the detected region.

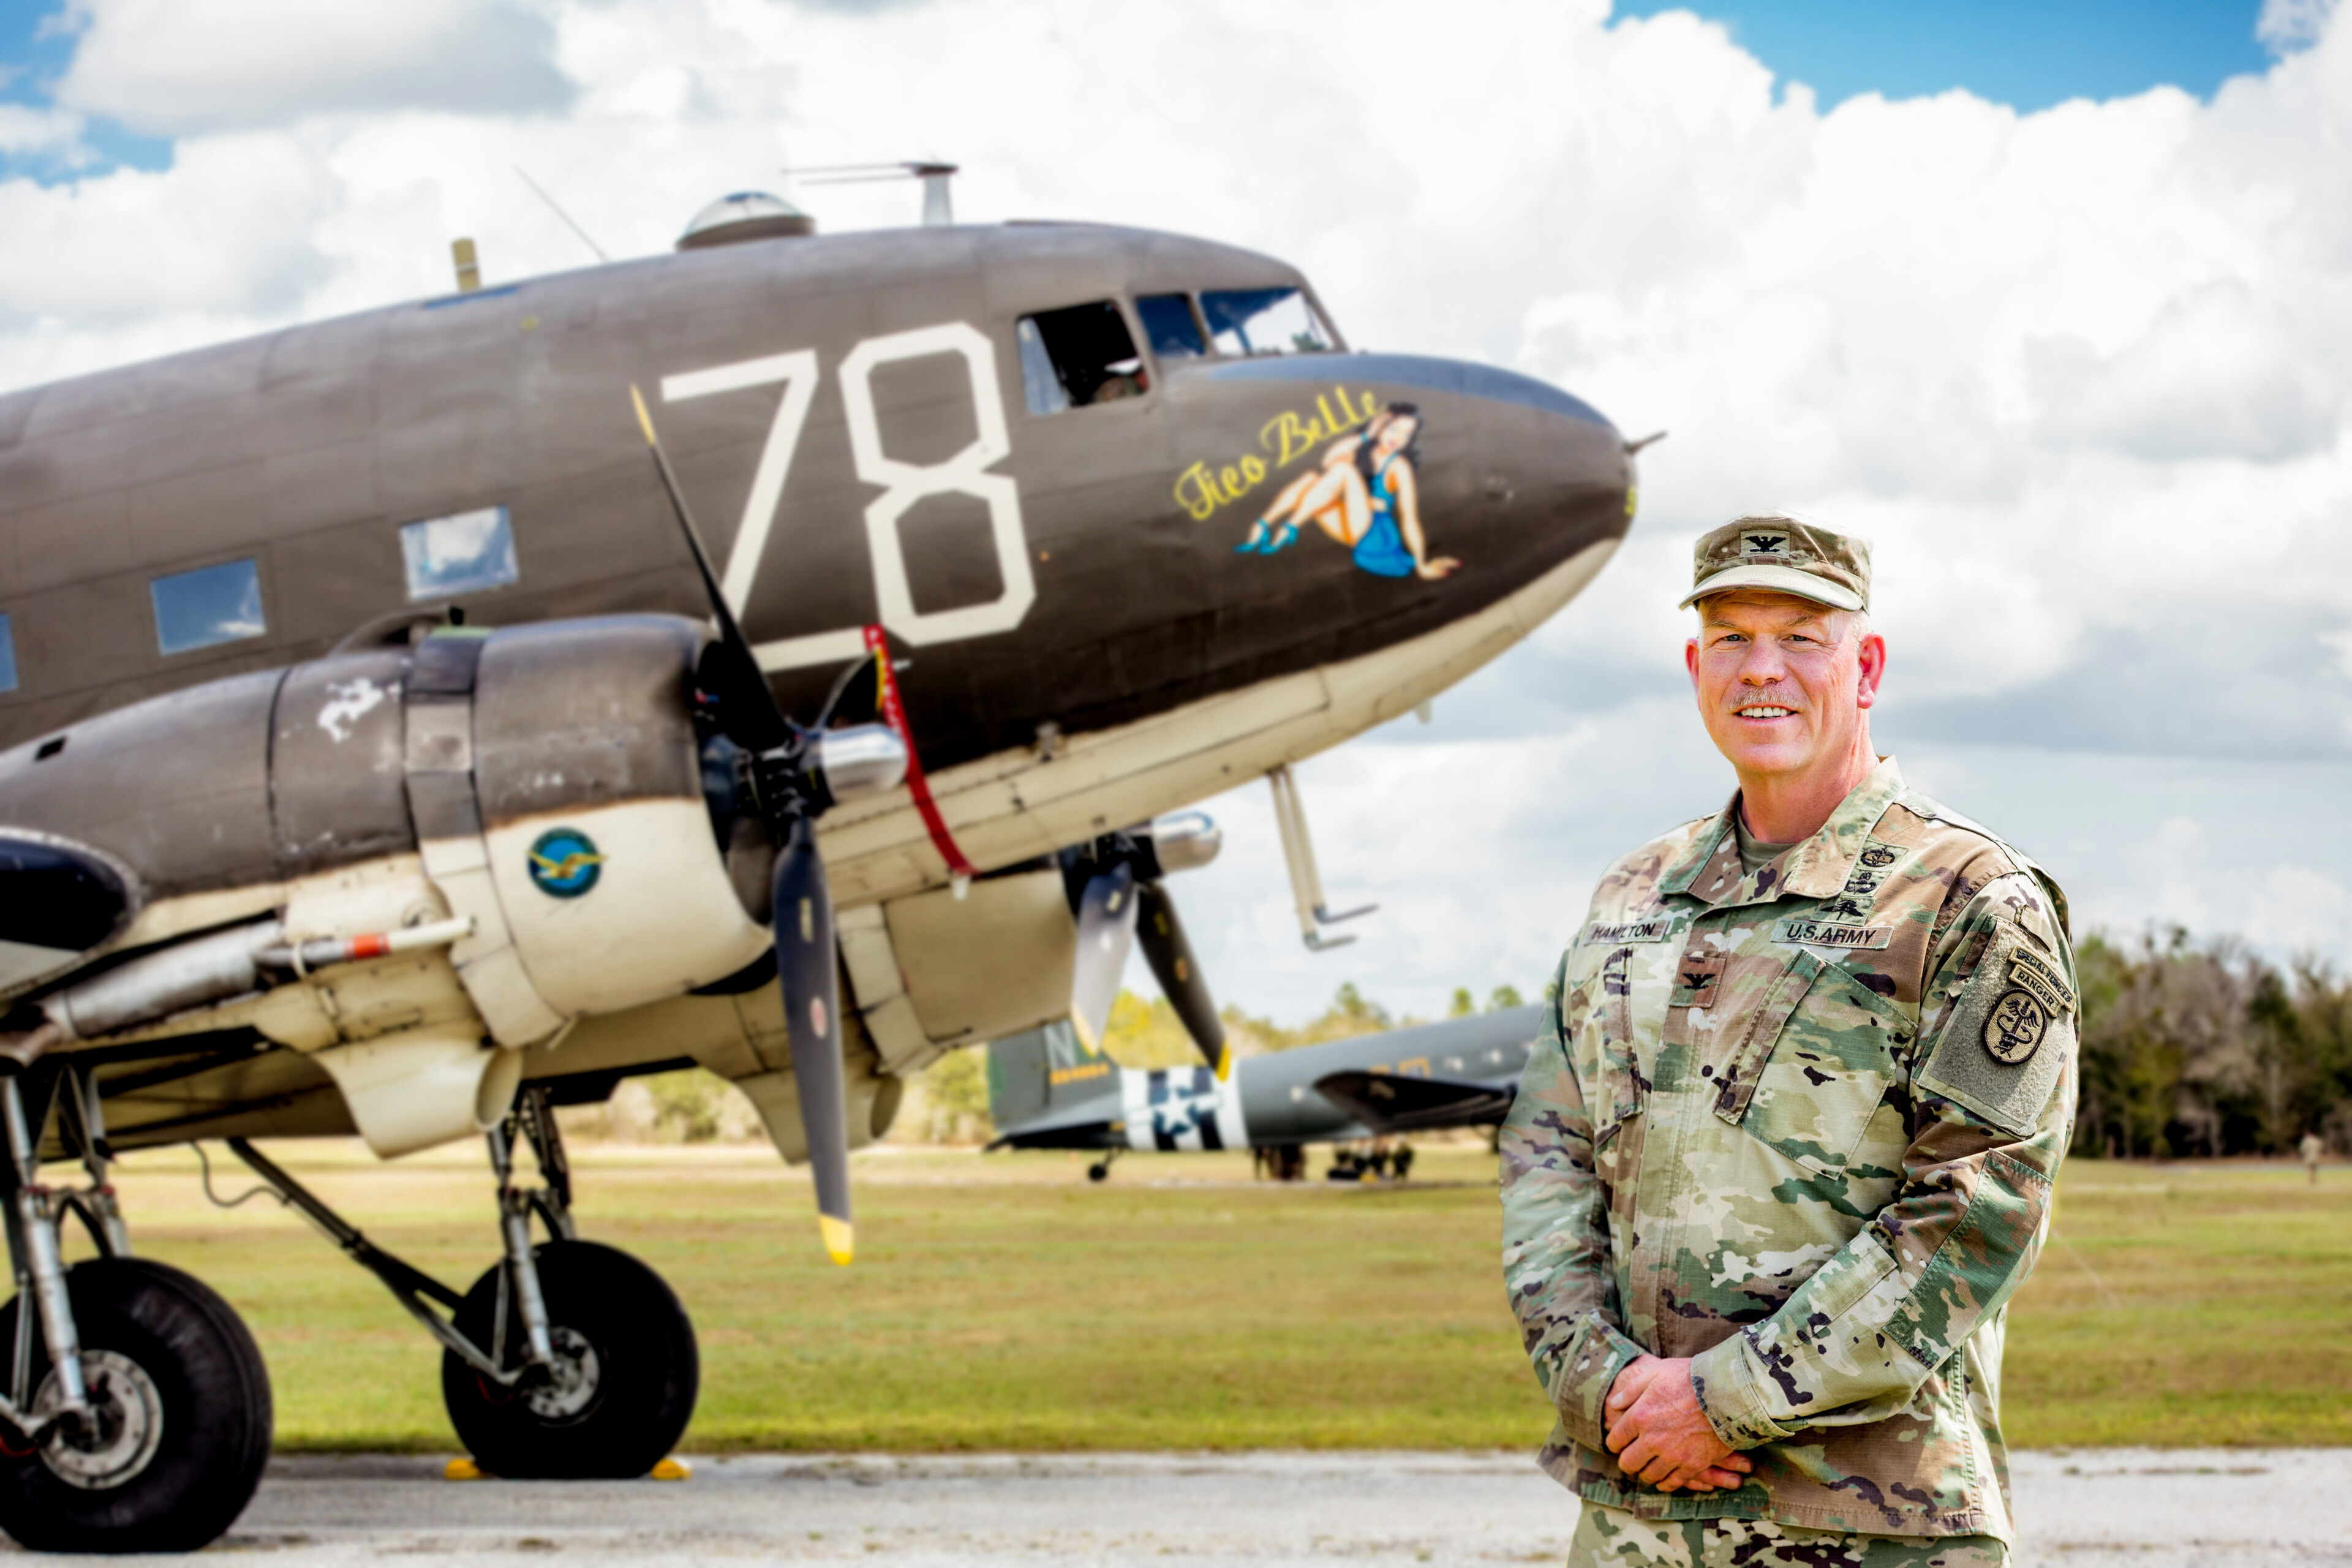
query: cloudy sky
[{"left": 3, "top": 0, "right": 2348, "bottom": 1024}]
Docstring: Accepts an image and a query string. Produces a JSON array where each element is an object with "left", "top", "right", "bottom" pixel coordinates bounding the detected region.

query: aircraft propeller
[
  {"left": 630, "top": 385, "right": 865, "bottom": 1266},
  {"left": 1063, "top": 818, "right": 1229, "bottom": 1079}
]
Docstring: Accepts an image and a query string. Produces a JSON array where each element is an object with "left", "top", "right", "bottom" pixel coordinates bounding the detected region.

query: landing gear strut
[
  {"left": 227, "top": 1084, "right": 698, "bottom": 1479},
  {"left": 1254, "top": 1144, "right": 1307, "bottom": 1182},
  {"left": 0, "top": 1065, "right": 272, "bottom": 1554}
]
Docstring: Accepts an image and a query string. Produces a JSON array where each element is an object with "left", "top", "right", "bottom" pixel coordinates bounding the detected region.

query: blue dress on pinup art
[{"left": 1351, "top": 454, "right": 1417, "bottom": 578}]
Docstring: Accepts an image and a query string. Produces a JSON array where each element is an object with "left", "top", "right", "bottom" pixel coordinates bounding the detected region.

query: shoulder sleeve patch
[
  {"left": 2006, "top": 944, "right": 2075, "bottom": 1016},
  {"left": 1917, "top": 919, "right": 2072, "bottom": 1138}
]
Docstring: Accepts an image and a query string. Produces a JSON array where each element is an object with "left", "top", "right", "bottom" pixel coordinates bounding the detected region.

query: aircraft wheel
[
  {"left": 1086, "top": 1161, "right": 1110, "bottom": 1183},
  {"left": 441, "top": 1240, "right": 697, "bottom": 1479},
  {"left": 0, "top": 1258, "right": 274, "bottom": 1554}
]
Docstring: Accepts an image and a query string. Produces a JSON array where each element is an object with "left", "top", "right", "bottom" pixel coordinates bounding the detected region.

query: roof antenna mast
[
  {"left": 513, "top": 165, "right": 611, "bottom": 263},
  {"left": 783, "top": 161, "right": 960, "bottom": 227}
]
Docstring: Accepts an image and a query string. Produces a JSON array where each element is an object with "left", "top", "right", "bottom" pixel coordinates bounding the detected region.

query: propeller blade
[
  {"left": 1135, "top": 879, "right": 1230, "bottom": 1079},
  {"left": 771, "top": 816, "right": 853, "bottom": 1265},
  {"left": 629, "top": 385, "right": 791, "bottom": 755},
  {"left": 1068, "top": 861, "right": 1139, "bottom": 1055}
]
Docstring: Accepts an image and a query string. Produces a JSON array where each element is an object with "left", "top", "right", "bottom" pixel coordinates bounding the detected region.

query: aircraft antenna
[
  {"left": 783, "top": 160, "right": 959, "bottom": 226},
  {"left": 514, "top": 165, "right": 611, "bottom": 263}
]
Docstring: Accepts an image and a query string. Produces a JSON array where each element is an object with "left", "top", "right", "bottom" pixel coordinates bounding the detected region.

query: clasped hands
[{"left": 1603, "top": 1354, "right": 1753, "bottom": 1494}]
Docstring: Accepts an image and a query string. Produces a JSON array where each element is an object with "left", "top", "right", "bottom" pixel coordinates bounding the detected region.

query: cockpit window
[
  {"left": 1136, "top": 294, "right": 1208, "bottom": 360},
  {"left": 1016, "top": 301, "right": 1149, "bottom": 415},
  {"left": 1201, "top": 287, "right": 1333, "bottom": 356}
]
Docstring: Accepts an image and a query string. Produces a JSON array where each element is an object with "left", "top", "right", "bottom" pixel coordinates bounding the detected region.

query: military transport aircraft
[
  {"left": 986, "top": 1005, "right": 1541, "bottom": 1180},
  {"left": 0, "top": 188, "right": 1635, "bottom": 1550}
]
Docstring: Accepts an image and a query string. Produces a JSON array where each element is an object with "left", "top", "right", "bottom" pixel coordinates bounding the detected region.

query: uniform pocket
[
  {"left": 1589, "top": 974, "right": 1648, "bottom": 1242},
  {"left": 1719, "top": 956, "right": 1911, "bottom": 1178},
  {"left": 1710, "top": 947, "right": 1823, "bottom": 1123}
]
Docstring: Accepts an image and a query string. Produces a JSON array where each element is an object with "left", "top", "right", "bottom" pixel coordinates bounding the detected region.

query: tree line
[
  {"left": 1185, "top": 944, "right": 2352, "bottom": 1162},
  {"left": 2073, "top": 929, "right": 2352, "bottom": 1159}
]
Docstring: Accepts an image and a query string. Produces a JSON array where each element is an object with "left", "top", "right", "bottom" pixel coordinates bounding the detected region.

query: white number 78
[{"left": 661, "top": 323, "right": 1036, "bottom": 672}]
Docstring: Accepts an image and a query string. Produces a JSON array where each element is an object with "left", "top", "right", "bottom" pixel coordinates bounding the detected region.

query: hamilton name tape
[
  {"left": 1775, "top": 918, "right": 1894, "bottom": 950},
  {"left": 1586, "top": 918, "right": 1677, "bottom": 944},
  {"left": 2005, "top": 944, "right": 2076, "bottom": 1015}
]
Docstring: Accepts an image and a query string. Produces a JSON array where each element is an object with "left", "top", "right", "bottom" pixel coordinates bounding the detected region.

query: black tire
[
  {"left": 440, "top": 1240, "right": 696, "bottom": 1479},
  {"left": 0, "top": 1258, "right": 274, "bottom": 1554}
]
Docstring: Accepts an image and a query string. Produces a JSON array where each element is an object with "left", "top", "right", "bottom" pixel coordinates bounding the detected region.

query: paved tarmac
[{"left": 7, "top": 1449, "right": 2346, "bottom": 1564}]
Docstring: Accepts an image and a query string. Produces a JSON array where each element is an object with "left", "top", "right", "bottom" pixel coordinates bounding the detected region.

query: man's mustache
[{"left": 1724, "top": 687, "right": 1804, "bottom": 710}]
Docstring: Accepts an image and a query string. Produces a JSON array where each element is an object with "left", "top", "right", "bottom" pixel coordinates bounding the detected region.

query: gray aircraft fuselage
[
  {"left": 991, "top": 1005, "right": 1543, "bottom": 1154},
  {"left": 0, "top": 223, "right": 1630, "bottom": 766}
]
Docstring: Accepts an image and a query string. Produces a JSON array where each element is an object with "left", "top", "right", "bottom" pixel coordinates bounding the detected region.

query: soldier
[
  {"left": 1500, "top": 515, "right": 2076, "bottom": 1568},
  {"left": 2301, "top": 1129, "right": 2326, "bottom": 1186}
]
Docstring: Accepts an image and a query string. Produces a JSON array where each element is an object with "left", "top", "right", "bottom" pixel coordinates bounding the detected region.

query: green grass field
[{"left": 67, "top": 1142, "right": 2352, "bottom": 1452}]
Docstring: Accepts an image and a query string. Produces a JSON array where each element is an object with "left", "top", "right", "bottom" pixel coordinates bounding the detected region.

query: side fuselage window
[
  {"left": 1016, "top": 301, "right": 1149, "bottom": 414},
  {"left": 0, "top": 612, "right": 15, "bottom": 693},
  {"left": 1136, "top": 294, "right": 1208, "bottom": 360},
  {"left": 1202, "top": 287, "right": 1333, "bottom": 356},
  {"left": 403, "top": 505, "right": 519, "bottom": 601},
  {"left": 151, "top": 559, "right": 265, "bottom": 656}
]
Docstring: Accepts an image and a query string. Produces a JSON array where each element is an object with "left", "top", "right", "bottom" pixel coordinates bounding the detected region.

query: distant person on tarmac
[
  {"left": 2303, "top": 1131, "right": 2326, "bottom": 1185},
  {"left": 1498, "top": 515, "right": 2078, "bottom": 1568}
]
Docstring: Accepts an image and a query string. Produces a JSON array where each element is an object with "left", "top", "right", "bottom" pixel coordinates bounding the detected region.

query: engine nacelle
[
  {"left": 0, "top": 615, "right": 771, "bottom": 1050},
  {"left": 398, "top": 617, "right": 771, "bottom": 1041}
]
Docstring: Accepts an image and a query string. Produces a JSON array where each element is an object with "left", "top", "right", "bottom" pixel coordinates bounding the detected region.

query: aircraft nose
[{"left": 1348, "top": 354, "right": 1636, "bottom": 590}]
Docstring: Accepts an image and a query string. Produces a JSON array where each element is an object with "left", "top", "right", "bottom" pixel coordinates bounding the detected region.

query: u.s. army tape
[{"left": 1774, "top": 918, "right": 1893, "bottom": 950}]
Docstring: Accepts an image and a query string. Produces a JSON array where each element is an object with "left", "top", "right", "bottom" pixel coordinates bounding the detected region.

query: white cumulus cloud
[{"left": 51, "top": 0, "right": 573, "bottom": 134}]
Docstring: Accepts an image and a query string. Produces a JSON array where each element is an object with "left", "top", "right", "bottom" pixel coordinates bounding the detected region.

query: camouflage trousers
[{"left": 1569, "top": 1503, "right": 2007, "bottom": 1568}]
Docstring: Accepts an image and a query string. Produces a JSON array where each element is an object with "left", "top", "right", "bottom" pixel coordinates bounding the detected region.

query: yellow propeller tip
[
  {"left": 628, "top": 384, "right": 656, "bottom": 445},
  {"left": 820, "top": 1214, "right": 855, "bottom": 1267},
  {"left": 1215, "top": 1050, "right": 1233, "bottom": 1082}
]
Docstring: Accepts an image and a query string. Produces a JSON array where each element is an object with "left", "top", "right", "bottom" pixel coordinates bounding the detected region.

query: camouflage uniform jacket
[{"left": 1499, "top": 758, "right": 2076, "bottom": 1542}]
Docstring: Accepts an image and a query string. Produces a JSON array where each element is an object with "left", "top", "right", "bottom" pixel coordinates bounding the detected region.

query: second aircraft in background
[{"left": 985, "top": 1005, "right": 1543, "bottom": 1180}]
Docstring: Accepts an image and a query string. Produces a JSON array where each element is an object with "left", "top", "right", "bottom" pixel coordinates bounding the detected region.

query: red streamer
[{"left": 864, "top": 625, "right": 975, "bottom": 879}]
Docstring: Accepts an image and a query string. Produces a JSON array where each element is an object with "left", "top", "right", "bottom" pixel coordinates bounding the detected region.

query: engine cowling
[
  {"left": 0, "top": 615, "right": 783, "bottom": 1047},
  {"left": 401, "top": 616, "right": 772, "bottom": 1040}
]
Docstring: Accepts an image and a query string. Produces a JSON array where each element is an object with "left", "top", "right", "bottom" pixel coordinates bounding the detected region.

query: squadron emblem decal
[
  {"left": 1983, "top": 989, "right": 2048, "bottom": 1064},
  {"left": 527, "top": 827, "right": 605, "bottom": 899}
]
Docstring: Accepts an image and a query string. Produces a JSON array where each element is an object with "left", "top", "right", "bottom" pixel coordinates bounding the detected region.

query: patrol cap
[{"left": 1679, "top": 513, "right": 1871, "bottom": 613}]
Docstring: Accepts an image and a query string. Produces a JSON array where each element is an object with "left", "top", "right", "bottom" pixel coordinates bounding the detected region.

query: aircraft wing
[{"left": 1310, "top": 1069, "right": 1514, "bottom": 1135}]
